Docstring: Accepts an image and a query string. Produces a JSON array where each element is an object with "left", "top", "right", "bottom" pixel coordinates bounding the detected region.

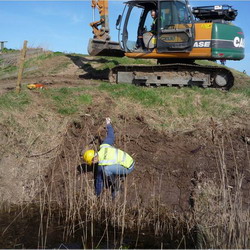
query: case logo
[
  {"left": 193, "top": 41, "right": 211, "bottom": 48},
  {"left": 233, "top": 37, "right": 245, "bottom": 48}
]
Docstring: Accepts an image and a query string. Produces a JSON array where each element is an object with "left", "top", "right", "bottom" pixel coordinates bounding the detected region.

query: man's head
[
  {"left": 83, "top": 149, "right": 99, "bottom": 165},
  {"left": 151, "top": 9, "right": 157, "bottom": 19}
]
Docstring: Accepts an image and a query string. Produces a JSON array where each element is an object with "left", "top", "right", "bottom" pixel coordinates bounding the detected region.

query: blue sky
[{"left": 0, "top": 1, "right": 249, "bottom": 74}]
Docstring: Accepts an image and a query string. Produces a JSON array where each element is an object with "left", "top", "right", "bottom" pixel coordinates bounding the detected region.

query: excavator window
[
  {"left": 144, "top": 10, "right": 155, "bottom": 32},
  {"left": 160, "top": 0, "right": 192, "bottom": 29},
  {"left": 125, "top": 6, "right": 144, "bottom": 51},
  {"left": 157, "top": 0, "right": 195, "bottom": 52},
  {"left": 122, "top": 2, "right": 157, "bottom": 52}
]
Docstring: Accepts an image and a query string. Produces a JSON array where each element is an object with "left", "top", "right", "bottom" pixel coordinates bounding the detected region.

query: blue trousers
[
  {"left": 102, "top": 163, "right": 135, "bottom": 198},
  {"left": 102, "top": 163, "right": 135, "bottom": 177}
]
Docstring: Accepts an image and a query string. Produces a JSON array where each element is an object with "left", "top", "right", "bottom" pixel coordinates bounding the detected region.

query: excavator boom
[
  {"left": 87, "top": 0, "right": 244, "bottom": 89},
  {"left": 89, "top": 0, "right": 109, "bottom": 41},
  {"left": 88, "top": 0, "right": 124, "bottom": 56}
]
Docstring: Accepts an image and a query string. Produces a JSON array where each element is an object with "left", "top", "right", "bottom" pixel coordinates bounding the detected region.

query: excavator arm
[
  {"left": 90, "top": 0, "right": 110, "bottom": 41},
  {"left": 88, "top": 0, "right": 124, "bottom": 56}
]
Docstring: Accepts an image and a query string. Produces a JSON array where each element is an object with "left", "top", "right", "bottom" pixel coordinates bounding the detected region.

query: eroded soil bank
[
  {"left": 52, "top": 110, "right": 250, "bottom": 210},
  {"left": 1, "top": 51, "right": 250, "bottom": 247},
  {"left": 1, "top": 107, "right": 249, "bottom": 248}
]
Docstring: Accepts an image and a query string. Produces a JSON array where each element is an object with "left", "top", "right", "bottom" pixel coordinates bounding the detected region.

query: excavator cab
[
  {"left": 121, "top": 0, "right": 195, "bottom": 53},
  {"left": 88, "top": 0, "right": 195, "bottom": 57},
  {"left": 88, "top": 0, "right": 244, "bottom": 89}
]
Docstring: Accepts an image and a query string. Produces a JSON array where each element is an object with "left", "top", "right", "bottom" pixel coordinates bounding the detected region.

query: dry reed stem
[
  {"left": 191, "top": 134, "right": 250, "bottom": 248},
  {"left": 2, "top": 119, "right": 249, "bottom": 249}
]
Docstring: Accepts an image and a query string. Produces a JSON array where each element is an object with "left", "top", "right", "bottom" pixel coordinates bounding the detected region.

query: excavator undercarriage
[
  {"left": 88, "top": 0, "right": 243, "bottom": 90},
  {"left": 109, "top": 63, "right": 234, "bottom": 90}
]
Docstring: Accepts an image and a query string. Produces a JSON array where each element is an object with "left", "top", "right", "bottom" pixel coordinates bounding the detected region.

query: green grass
[
  {"left": 0, "top": 81, "right": 248, "bottom": 121},
  {"left": 0, "top": 91, "right": 31, "bottom": 110},
  {"left": 232, "top": 79, "right": 250, "bottom": 97},
  {"left": 67, "top": 53, "right": 155, "bottom": 71},
  {"left": 0, "top": 64, "right": 18, "bottom": 79},
  {"left": 24, "top": 52, "right": 64, "bottom": 69},
  {"left": 99, "top": 82, "right": 249, "bottom": 119},
  {"left": 1, "top": 65, "right": 17, "bottom": 73},
  {"left": 237, "top": 87, "right": 250, "bottom": 97},
  {"left": 42, "top": 87, "right": 92, "bottom": 115},
  {"left": 99, "top": 56, "right": 155, "bottom": 66},
  {"left": 0, "top": 86, "right": 92, "bottom": 116},
  {"left": 195, "top": 60, "right": 219, "bottom": 67},
  {"left": 1, "top": 48, "right": 19, "bottom": 53},
  {"left": 0, "top": 52, "right": 65, "bottom": 78},
  {"left": 36, "top": 51, "right": 63, "bottom": 60},
  {"left": 49, "top": 61, "right": 71, "bottom": 74},
  {"left": 99, "top": 83, "right": 163, "bottom": 106}
]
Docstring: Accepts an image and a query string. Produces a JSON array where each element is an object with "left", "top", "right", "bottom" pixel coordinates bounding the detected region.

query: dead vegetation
[
  {"left": 0, "top": 51, "right": 250, "bottom": 248},
  {"left": 1, "top": 111, "right": 249, "bottom": 248}
]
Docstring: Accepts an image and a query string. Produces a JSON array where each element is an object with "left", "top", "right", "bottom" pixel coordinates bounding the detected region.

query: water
[{"left": 0, "top": 204, "right": 196, "bottom": 249}]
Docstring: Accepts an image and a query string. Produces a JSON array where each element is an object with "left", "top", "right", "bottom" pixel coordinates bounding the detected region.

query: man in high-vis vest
[{"left": 83, "top": 118, "right": 135, "bottom": 198}]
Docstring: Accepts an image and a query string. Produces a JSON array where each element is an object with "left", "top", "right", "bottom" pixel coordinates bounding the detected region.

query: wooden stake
[{"left": 16, "top": 40, "right": 28, "bottom": 93}]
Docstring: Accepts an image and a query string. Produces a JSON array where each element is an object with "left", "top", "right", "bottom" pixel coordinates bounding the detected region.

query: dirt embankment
[
  {"left": 0, "top": 53, "right": 249, "bottom": 214},
  {"left": 1, "top": 105, "right": 249, "bottom": 248},
  {"left": 46, "top": 98, "right": 250, "bottom": 212},
  {"left": 0, "top": 53, "right": 250, "bottom": 248}
]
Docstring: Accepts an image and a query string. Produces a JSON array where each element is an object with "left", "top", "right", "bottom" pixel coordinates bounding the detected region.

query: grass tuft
[
  {"left": 0, "top": 91, "right": 30, "bottom": 110},
  {"left": 99, "top": 83, "right": 249, "bottom": 121},
  {"left": 42, "top": 87, "right": 92, "bottom": 115},
  {"left": 24, "top": 52, "right": 65, "bottom": 69},
  {"left": 99, "top": 83, "right": 163, "bottom": 106}
]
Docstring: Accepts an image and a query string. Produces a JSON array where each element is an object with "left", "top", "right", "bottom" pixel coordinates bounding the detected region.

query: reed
[{"left": 1, "top": 122, "right": 249, "bottom": 249}]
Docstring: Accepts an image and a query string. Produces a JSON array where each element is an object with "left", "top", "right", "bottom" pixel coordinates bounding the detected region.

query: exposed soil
[
  {"left": 47, "top": 98, "right": 250, "bottom": 212},
  {"left": 1, "top": 53, "right": 250, "bottom": 248},
  {"left": 1, "top": 53, "right": 249, "bottom": 210}
]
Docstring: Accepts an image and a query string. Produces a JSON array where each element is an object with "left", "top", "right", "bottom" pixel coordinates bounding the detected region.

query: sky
[{"left": 0, "top": 0, "right": 249, "bottom": 75}]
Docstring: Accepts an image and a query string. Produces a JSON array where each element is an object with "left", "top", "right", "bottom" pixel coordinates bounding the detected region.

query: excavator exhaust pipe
[{"left": 88, "top": 39, "right": 124, "bottom": 57}]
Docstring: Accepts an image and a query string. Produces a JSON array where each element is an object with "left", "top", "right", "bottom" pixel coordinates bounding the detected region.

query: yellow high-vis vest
[{"left": 98, "top": 144, "right": 134, "bottom": 168}]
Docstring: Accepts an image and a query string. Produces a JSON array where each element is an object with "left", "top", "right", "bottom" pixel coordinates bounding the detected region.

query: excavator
[{"left": 88, "top": 0, "right": 245, "bottom": 89}]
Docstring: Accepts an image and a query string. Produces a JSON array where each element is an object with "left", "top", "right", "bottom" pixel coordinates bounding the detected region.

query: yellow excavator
[{"left": 88, "top": 0, "right": 245, "bottom": 89}]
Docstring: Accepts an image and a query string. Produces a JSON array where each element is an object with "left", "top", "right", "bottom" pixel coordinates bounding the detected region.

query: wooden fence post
[{"left": 16, "top": 40, "right": 28, "bottom": 93}]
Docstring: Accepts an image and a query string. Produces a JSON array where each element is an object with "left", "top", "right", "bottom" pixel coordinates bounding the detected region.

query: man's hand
[{"left": 106, "top": 117, "right": 111, "bottom": 125}]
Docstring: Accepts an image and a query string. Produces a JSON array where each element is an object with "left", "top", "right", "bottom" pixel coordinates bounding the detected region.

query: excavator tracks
[{"left": 109, "top": 63, "right": 234, "bottom": 90}]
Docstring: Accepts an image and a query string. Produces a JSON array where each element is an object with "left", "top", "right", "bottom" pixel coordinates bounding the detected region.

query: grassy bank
[{"left": 0, "top": 79, "right": 249, "bottom": 130}]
